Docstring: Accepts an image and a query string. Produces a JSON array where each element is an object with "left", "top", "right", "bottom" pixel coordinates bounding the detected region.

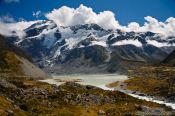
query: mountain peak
[{"left": 6, "top": 21, "right": 175, "bottom": 72}]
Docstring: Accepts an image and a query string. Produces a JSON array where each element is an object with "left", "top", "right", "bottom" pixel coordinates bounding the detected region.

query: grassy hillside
[
  {"left": 0, "top": 36, "right": 24, "bottom": 77},
  {"left": 0, "top": 80, "right": 174, "bottom": 116},
  {"left": 0, "top": 34, "right": 48, "bottom": 80},
  {"left": 125, "top": 66, "right": 175, "bottom": 102},
  {"left": 0, "top": 96, "right": 26, "bottom": 116}
]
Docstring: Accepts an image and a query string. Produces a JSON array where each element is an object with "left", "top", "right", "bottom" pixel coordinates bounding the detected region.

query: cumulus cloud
[
  {"left": 0, "top": 20, "right": 37, "bottom": 38},
  {"left": 45, "top": 4, "right": 175, "bottom": 37},
  {"left": 164, "top": 17, "right": 175, "bottom": 37},
  {"left": 0, "top": 15, "right": 39, "bottom": 38},
  {"left": 4, "top": 0, "right": 19, "bottom": 3},
  {"left": 121, "top": 22, "right": 141, "bottom": 32},
  {"left": 142, "top": 16, "right": 165, "bottom": 34},
  {"left": 145, "top": 16, "right": 175, "bottom": 37},
  {"left": 119, "top": 16, "right": 175, "bottom": 37},
  {"left": 0, "top": 4, "right": 175, "bottom": 38},
  {"left": 45, "top": 4, "right": 119, "bottom": 30}
]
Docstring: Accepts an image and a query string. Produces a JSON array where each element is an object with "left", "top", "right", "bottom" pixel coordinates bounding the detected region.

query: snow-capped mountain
[{"left": 7, "top": 20, "right": 175, "bottom": 74}]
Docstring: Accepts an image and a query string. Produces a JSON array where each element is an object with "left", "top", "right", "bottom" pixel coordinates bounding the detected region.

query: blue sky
[{"left": 0, "top": 0, "right": 175, "bottom": 25}]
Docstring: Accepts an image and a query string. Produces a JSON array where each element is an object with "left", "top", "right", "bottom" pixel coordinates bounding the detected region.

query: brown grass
[
  {"left": 106, "top": 81, "right": 119, "bottom": 88},
  {"left": 125, "top": 66, "right": 175, "bottom": 97},
  {"left": 0, "top": 96, "right": 26, "bottom": 116}
]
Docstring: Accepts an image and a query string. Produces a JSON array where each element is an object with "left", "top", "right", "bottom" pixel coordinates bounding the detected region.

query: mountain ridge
[{"left": 6, "top": 20, "right": 175, "bottom": 74}]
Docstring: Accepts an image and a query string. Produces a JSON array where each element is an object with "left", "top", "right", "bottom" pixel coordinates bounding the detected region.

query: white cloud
[
  {"left": 141, "top": 16, "right": 175, "bottom": 37},
  {"left": 33, "top": 11, "right": 41, "bottom": 18},
  {"left": 128, "top": 22, "right": 140, "bottom": 31},
  {"left": 147, "top": 40, "right": 175, "bottom": 47},
  {"left": 143, "top": 16, "right": 165, "bottom": 34},
  {"left": 164, "top": 17, "right": 175, "bottom": 37},
  {"left": 45, "top": 4, "right": 120, "bottom": 30},
  {"left": 112, "top": 39, "right": 142, "bottom": 47},
  {"left": 4, "top": 0, "right": 19, "bottom": 3},
  {"left": 0, "top": 15, "right": 15, "bottom": 23},
  {"left": 118, "top": 16, "right": 175, "bottom": 37},
  {"left": 0, "top": 22, "right": 13, "bottom": 36},
  {"left": 45, "top": 5, "right": 175, "bottom": 37},
  {"left": 121, "top": 22, "right": 140, "bottom": 32},
  {"left": 0, "top": 20, "right": 37, "bottom": 38},
  {"left": 0, "top": 4, "right": 175, "bottom": 38}
]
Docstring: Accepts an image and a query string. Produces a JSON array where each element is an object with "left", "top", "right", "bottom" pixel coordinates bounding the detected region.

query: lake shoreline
[
  {"left": 39, "top": 74, "right": 175, "bottom": 110},
  {"left": 112, "top": 81, "right": 175, "bottom": 110}
]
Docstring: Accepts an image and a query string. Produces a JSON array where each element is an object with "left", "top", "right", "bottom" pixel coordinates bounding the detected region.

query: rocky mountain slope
[
  {"left": 163, "top": 49, "right": 175, "bottom": 66},
  {"left": 0, "top": 34, "right": 48, "bottom": 80},
  {"left": 0, "top": 79, "right": 174, "bottom": 115},
  {"left": 7, "top": 20, "right": 175, "bottom": 74}
]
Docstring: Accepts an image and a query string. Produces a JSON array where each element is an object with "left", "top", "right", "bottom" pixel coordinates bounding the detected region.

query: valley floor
[
  {"left": 0, "top": 75, "right": 174, "bottom": 115},
  {"left": 104, "top": 65, "right": 175, "bottom": 112},
  {"left": 124, "top": 66, "right": 175, "bottom": 102}
]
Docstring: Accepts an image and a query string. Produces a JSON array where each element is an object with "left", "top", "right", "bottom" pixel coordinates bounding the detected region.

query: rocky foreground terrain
[
  {"left": 0, "top": 78, "right": 174, "bottom": 116},
  {"left": 122, "top": 65, "right": 175, "bottom": 104}
]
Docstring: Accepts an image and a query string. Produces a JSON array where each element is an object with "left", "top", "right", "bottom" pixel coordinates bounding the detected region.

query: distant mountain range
[{"left": 6, "top": 20, "right": 175, "bottom": 74}]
